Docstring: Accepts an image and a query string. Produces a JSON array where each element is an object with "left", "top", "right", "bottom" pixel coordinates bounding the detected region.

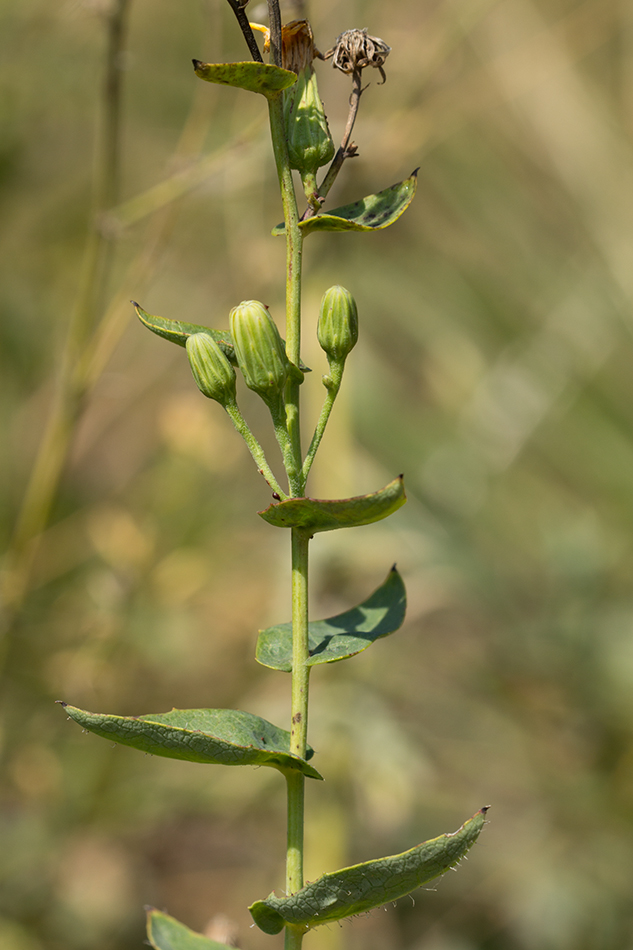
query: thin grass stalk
[{"left": 1, "top": 0, "right": 133, "bottom": 625}]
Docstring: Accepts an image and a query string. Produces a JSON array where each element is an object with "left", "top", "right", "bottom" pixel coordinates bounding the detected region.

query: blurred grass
[{"left": 2, "top": 0, "right": 633, "bottom": 948}]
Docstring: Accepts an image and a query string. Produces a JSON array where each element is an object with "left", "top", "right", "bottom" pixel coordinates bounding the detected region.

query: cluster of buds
[
  {"left": 247, "top": 19, "right": 390, "bottom": 207},
  {"left": 185, "top": 302, "right": 291, "bottom": 410},
  {"left": 186, "top": 284, "right": 358, "bottom": 408},
  {"left": 181, "top": 17, "right": 372, "bottom": 470}
]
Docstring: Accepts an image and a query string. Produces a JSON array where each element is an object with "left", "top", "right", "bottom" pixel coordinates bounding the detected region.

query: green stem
[
  {"left": 224, "top": 402, "right": 287, "bottom": 499},
  {"left": 284, "top": 923, "right": 307, "bottom": 950},
  {"left": 265, "top": 394, "right": 300, "bottom": 496},
  {"left": 267, "top": 92, "right": 305, "bottom": 495},
  {"left": 265, "top": 9, "right": 310, "bottom": 939},
  {"left": 302, "top": 69, "right": 363, "bottom": 221},
  {"left": 301, "top": 361, "right": 344, "bottom": 484},
  {"left": 300, "top": 169, "right": 321, "bottom": 211},
  {"left": 285, "top": 527, "right": 311, "bottom": 883}
]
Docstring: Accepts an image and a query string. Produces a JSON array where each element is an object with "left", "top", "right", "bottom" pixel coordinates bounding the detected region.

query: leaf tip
[
  {"left": 411, "top": 167, "right": 420, "bottom": 178},
  {"left": 192, "top": 58, "right": 203, "bottom": 70},
  {"left": 55, "top": 700, "right": 67, "bottom": 707}
]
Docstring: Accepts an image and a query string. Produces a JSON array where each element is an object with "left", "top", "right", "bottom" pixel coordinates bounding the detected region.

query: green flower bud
[
  {"left": 285, "top": 67, "right": 335, "bottom": 175},
  {"left": 317, "top": 285, "right": 358, "bottom": 363},
  {"left": 186, "top": 333, "right": 237, "bottom": 406},
  {"left": 230, "top": 300, "right": 289, "bottom": 399}
]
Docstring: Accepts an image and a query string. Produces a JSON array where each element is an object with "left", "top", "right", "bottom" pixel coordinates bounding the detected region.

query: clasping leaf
[
  {"left": 134, "top": 302, "right": 310, "bottom": 371},
  {"left": 60, "top": 704, "right": 322, "bottom": 779},
  {"left": 258, "top": 475, "right": 406, "bottom": 532},
  {"left": 250, "top": 808, "right": 489, "bottom": 934},
  {"left": 134, "top": 302, "right": 237, "bottom": 360},
  {"left": 256, "top": 566, "right": 406, "bottom": 671},
  {"left": 272, "top": 171, "right": 418, "bottom": 236},
  {"left": 193, "top": 61, "right": 296, "bottom": 99}
]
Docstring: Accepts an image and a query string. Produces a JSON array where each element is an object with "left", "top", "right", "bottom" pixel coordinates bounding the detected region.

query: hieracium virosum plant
[{"left": 59, "top": 4, "right": 488, "bottom": 948}]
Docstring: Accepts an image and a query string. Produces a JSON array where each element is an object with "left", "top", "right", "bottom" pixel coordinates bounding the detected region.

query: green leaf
[
  {"left": 193, "top": 60, "right": 296, "bottom": 99},
  {"left": 134, "top": 302, "right": 311, "bottom": 372},
  {"left": 272, "top": 171, "right": 418, "bottom": 237},
  {"left": 250, "top": 808, "right": 489, "bottom": 934},
  {"left": 146, "top": 908, "right": 233, "bottom": 950},
  {"left": 59, "top": 704, "right": 322, "bottom": 779},
  {"left": 256, "top": 566, "right": 407, "bottom": 671},
  {"left": 258, "top": 475, "right": 406, "bottom": 532},
  {"left": 134, "top": 302, "right": 237, "bottom": 361}
]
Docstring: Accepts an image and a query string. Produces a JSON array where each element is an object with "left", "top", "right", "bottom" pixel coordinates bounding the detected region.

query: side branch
[
  {"left": 266, "top": 0, "right": 283, "bottom": 68},
  {"left": 225, "top": 0, "right": 264, "bottom": 63},
  {"left": 304, "top": 68, "right": 363, "bottom": 218}
]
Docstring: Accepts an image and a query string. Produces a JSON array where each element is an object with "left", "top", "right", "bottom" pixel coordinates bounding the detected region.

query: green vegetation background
[{"left": 2, "top": 0, "right": 633, "bottom": 948}]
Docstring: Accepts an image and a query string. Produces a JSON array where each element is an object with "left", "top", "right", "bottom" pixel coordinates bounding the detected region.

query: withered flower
[
  {"left": 324, "top": 28, "right": 391, "bottom": 83},
  {"left": 250, "top": 19, "right": 323, "bottom": 75}
]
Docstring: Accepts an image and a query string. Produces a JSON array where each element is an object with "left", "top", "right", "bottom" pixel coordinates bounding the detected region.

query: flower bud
[
  {"left": 317, "top": 285, "right": 358, "bottom": 362},
  {"left": 186, "top": 333, "right": 237, "bottom": 406},
  {"left": 230, "top": 300, "right": 289, "bottom": 399},
  {"left": 285, "top": 67, "right": 335, "bottom": 175}
]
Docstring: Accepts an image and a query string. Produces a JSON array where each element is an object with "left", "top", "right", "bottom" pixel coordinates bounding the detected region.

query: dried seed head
[
  {"left": 250, "top": 19, "right": 323, "bottom": 75},
  {"left": 324, "top": 28, "right": 391, "bottom": 83}
]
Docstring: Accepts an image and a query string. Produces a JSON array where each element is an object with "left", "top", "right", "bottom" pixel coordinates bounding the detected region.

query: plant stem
[
  {"left": 224, "top": 402, "right": 287, "bottom": 498},
  {"left": 290, "top": 530, "right": 310, "bottom": 761},
  {"left": 267, "top": 0, "right": 283, "bottom": 69},
  {"left": 265, "top": 7, "right": 311, "bottom": 944},
  {"left": 302, "top": 362, "right": 343, "bottom": 483},
  {"left": 225, "top": 0, "right": 264, "bottom": 63},
  {"left": 301, "top": 68, "right": 363, "bottom": 220},
  {"left": 268, "top": 93, "right": 305, "bottom": 492},
  {"left": 285, "top": 527, "right": 311, "bottom": 908},
  {"left": 268, "top": 396, "right": 301, "bottom": 496}
]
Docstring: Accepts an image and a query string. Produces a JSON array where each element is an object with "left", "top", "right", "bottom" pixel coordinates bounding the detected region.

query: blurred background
[{"left": 2, "top": 0, "right": 633, "bottom": 947}]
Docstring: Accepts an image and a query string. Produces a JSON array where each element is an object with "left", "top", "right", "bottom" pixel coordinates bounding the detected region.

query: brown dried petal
[
  {"left": 324, "top": 28, "right": 391, "bottom": 81},
  {"left": 250, "top": 18, "right": 322, "bottom": 75}
]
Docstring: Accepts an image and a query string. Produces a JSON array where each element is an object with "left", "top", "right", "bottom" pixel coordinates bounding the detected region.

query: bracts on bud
[
  {"left": 186, "top": 333, "right": 237, "bottom": 407},
  {"left": 318, "top": 285, "right": 358, "bottom": 359},
  {"left": 285, "top": 67, "right": 335, "bottom": 176},
  {"left": 230, "top": 300, "right": 290, "bottom": 401}
]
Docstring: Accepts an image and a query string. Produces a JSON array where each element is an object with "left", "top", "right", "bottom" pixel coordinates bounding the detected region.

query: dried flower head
[
  {"left": 324, "top": 28, "right": 391, "bottom": 83},
  {"left": 250, "top": 19, "right": 323, "bottom": 75}
]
